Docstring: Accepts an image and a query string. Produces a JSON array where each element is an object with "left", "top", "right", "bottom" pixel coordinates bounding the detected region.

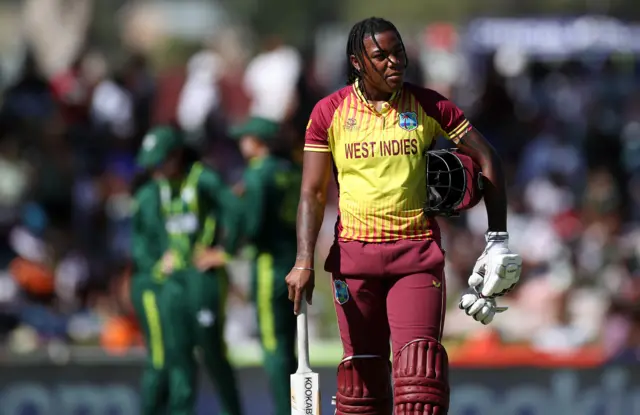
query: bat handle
[{"left": 296, "top": 294, "right": 311, "bottom": 373}]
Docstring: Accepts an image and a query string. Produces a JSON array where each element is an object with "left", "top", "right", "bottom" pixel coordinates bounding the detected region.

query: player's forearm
[
  {"left": 480, "top": 153, "right": 508, "bottom": 232},
  {"left": 457, "top": 129, "right": 507, "bottom": 231},
  {"left": 295, "top": 190, "right": 326, "bottom": 266}
]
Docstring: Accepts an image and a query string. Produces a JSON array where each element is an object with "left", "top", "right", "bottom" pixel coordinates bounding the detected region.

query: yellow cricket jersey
[{"left": 304, "top": 81, "right": 472, "bottom": 243}]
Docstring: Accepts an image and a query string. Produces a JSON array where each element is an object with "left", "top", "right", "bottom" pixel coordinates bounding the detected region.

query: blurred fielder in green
[
  {"left": 231, "top": 117, "right": 301, "bottom": 415},
  {"left": 130, "top": 168, "right": 170, "bottom": 415},
  {"left": 131, "top": 125, "right": 244, "bottom": 415}
]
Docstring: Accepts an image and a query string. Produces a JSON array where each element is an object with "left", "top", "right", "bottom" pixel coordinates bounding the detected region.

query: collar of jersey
[
  {"left": 352, "top": 79, "right": 401, "bottom": 112},
  {"left": 157, "top": 163, "right": 202, "bottom": 212}
]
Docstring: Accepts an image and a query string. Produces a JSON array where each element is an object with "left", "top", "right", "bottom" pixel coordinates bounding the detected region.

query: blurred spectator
[
  {"left": 125, "top": 52, "right": 156, "bottom": 144},
  {"left": 50, "top": 47, "right": 103, "bottom": 127},
  {"left": 516, "top": 120, "right": 586, "bottom": 189},
  {"left": 243, "top": 35, "right": 302, "bottom": 123},
  {"left": 0, "top": 50, "right": 55, "bottom": 132},
  {"left": 0, "top": 135, "right": 33, "bottom": 232},
  {"left": 176, "top": 49, "right": 224, "bottom": 144},
  {"left": 532, "top": 289, "right": 591, "bottom": 354},
  {"left": 606, "top": 295, "right": 640, "bottom": 363},
  {"left": 289, "top": 48, "right": 324, "bottom": 159},
  {"left": 91, "top": 64, "right": 134, "bottom": 142}
]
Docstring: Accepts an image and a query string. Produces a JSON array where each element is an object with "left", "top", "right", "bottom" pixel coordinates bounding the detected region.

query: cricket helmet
[{"left": 423, "top": 148, "right": 484, "bottom": 217}]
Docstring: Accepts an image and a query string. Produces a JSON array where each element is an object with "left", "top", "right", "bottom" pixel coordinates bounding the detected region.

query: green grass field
[
  {"left": 227, "top": 339, "right": 344, "bottom": 367},
  {"left": 225, "top": 339, "right": 462, "bottom": 368}
]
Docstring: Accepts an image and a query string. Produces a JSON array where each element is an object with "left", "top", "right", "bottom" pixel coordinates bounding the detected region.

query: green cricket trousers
[
  {"left": 162, "top": 267, "right": 243, "bottom": 415},
  {"left": 130, "top": 275, "right": 170, "bottom": 415},
  {"left": 252, "top": 252, "right": 297, "bottom": 415}
]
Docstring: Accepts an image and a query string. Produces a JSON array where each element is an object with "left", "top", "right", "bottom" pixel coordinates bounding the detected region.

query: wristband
[
  {"left": 293, "top": 267, "right": 314, "bottom": 272},
  {"left": 485, "top": 231, "right": 509, "bottom": 243}
]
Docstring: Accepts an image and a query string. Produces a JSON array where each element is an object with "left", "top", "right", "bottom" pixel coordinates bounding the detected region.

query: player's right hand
[
  {"left": 231, "top": 182, "right": 246, "bottom": 197},
  {"left": 193, "top": 246, "right": 228, "bottom": 271},
  {"left": 458, "top": 288, "right": 508, "bottom": 325},
  {"left": 285, "top": 266, "right": 315, "bottom": 315}
]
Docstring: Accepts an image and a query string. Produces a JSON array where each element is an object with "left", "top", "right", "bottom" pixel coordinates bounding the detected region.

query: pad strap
[
  {"left": 335, "top": 356, "right": 391, "bottom": 415},
  {"left": 393, "top": 339, "right": 450, "bottom": 415}
]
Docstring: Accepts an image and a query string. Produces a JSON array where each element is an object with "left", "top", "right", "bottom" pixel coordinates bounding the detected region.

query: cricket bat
[{"left": 290, "top": 296, "right": 321, "bottom": 415}]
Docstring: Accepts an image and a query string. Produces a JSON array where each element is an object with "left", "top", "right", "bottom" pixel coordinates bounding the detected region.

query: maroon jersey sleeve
[
  {"left": 304, "top": 97, "right": 335, "bottom": 153},
  {"left": 304, "top": 87, "right": 353, "bottom": 153},
  {"left": 409, "top": 85, "right": 472, "bottom": 144}
]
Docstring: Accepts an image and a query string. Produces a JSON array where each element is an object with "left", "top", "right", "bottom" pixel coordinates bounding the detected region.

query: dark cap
[
  {"left": 229, "top": 117, "right": 280, "bottom": 141},
  {"left": 136, "top": 126, "right": 183, "bottom": 168}
]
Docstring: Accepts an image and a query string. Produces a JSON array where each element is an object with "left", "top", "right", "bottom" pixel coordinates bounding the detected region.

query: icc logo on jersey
[
  {"left": 398, "top": 112, "right": 418, "bottom": 131},
  {"left": 344, "top": 118, "right": 357, "bottom": 131},
  {"left": 197, "top": 309, "right": 215, "bottom": 326}
]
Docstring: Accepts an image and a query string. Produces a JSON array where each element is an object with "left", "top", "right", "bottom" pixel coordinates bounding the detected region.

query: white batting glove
[
  {"left": 469, "top": 231, "right": 522, "bottom": 298},
  {"left": 458, "top": 288, "right": 508, "bottom": 325}
]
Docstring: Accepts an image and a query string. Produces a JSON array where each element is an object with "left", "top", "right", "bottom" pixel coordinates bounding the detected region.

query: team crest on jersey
[
  {"left": 344, "top": 118, "right": 357, "bottom": 131},
  {"left": 197, "top": 309, "right": 215, "bottom": 327},
  {"left": 334, "top": 280, "right": 350, "bottom": 305},
  {"left": 398, "top": 112, "right": 418, "bottom": 131}
]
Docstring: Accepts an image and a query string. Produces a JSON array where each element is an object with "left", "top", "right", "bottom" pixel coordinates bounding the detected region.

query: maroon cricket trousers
[{"left": 325, "top": 237, "right": 446, "bottom": 359}]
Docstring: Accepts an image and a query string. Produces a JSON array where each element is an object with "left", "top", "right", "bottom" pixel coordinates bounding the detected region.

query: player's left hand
[
  {"left": 469, "top": 231, "right": 522, "bottom": 298},
  {"left": 458, "top": 289, "right": 508, "bottom": 325},
  {"left": 161, "top": 251, "right": 176, "bottom": 274},
  {"left": 193, "top": 246, "right": 228, "bottom": 271},
  {"left": 232, "top": 182, "right": 246, "bottom": 197}
]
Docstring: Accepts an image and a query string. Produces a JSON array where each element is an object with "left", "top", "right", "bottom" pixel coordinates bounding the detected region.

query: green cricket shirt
[
  {"left": 131, "top": 162, "right": 242, "bottom": 280},
  {"left": 131, "top": 180, "right": 167, "bottom": 279},
  {"left": 241, "top": 155, "right": 301, "bottom": 254}
]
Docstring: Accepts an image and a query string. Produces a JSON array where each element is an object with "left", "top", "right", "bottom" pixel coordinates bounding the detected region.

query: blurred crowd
[
  {"left": 0, "top": 34, "right": 327, "bottom": 355},
  {"left": 0, "top": 23, "right": 639, "bottom": 364},
  {"left": 442, "top": 53, "right": 640, "bottom": 363}
]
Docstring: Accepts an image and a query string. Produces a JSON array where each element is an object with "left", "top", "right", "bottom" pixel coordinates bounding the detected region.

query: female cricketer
[
  {"left": 231, "top": 116, "right": 301, "bottom": 415},
  {"left": 130, "top": 170, "right": 170, "bottom": 415},
  {"left": 285, "top": 17, "right": 523, "bottom": 415},
  {"left": 134, "top": 125, "right": 244, "bottom": 415}
]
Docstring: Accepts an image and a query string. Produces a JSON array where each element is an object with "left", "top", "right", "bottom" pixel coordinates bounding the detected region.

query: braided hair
[{"left": 346, "top": 17, "right": 408, "bottom": 86}]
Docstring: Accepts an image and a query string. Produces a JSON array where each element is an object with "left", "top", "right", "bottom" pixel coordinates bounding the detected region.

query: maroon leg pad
[
  {"left": 393, "top": 339, "right": 450, "bottom": 415},
  {"left": 335, "top": 357, "right": 392, "bottom": 415}
]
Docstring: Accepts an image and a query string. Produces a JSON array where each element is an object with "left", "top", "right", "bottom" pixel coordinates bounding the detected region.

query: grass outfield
[
  {"left": 225, "top": 339, "right": 461, "bottom": 367},
  {"left": 5, "top": 340, "right": 462, "bottom": 367},
  {"left": 227, "top": 339, "right": 344, "bottom": 367}
]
